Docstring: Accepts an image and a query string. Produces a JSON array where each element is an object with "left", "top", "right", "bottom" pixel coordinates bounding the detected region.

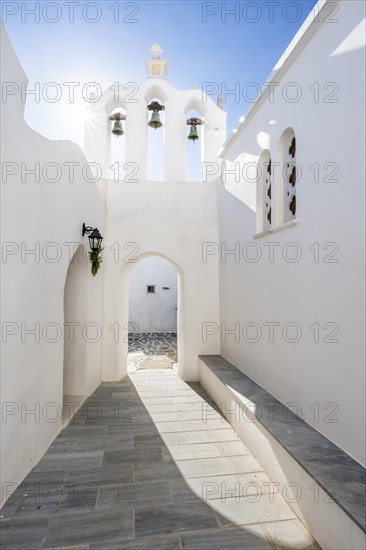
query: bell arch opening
[
  {"left": 109, "top": 106, "right": 127, "bottom": 181},
  {"left": 185, "top": 108, "right": 203, "bottom": 182},
  {"left": 147, "top": 97, "right": 165, "bottom": 181}
]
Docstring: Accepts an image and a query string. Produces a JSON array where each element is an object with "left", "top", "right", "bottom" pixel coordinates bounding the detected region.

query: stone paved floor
[
  {"left": 0, "top": 371, "right": 320, "bottom": 549},
  {"left": 128, "top": 332, "right": 177, "bottom": 362}
]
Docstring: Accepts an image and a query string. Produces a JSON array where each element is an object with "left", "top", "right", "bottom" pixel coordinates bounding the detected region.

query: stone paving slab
[{"left": 0, "top": 371, "right": 320, "bottom": 549}]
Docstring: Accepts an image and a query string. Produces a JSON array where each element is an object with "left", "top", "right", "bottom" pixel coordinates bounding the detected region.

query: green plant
[{"left": 89, "top": 247, "right": 104, "bottom": 276}]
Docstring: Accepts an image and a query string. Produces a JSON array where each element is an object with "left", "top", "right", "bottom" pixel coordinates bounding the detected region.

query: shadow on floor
[{"left": 0, "top": 374, "right": 320, "bottom": 550}]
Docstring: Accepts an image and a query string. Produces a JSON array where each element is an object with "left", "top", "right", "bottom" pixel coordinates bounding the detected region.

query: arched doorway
[
  {"left": 128, "top": 256, "right": 178, "bottom": 371},
  {"left": 62, "top": 244, "right": 88, "bottom": 423},
  {"left": 112, "top": 252, "right": 184, "bottom": 379}
]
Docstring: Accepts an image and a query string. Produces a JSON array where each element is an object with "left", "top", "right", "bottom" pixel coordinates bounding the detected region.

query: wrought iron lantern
[{"left": 82, "top": 223, "right": 103, "bottom": 252}]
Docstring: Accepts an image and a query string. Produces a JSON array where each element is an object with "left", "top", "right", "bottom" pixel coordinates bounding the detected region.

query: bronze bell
[
  {"left": 188, "top": 124, "right": 199, "bottom": 142},
  {"left": 112, "top": 119, "right": 124, "bottom": 136},
  {"left": 148, "top": 110, "right": 162, "bottom": 129}
]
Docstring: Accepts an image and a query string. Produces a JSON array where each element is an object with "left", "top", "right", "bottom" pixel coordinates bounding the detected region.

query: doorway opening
[
  {"left": 127, "top": 256, "right": 178, "bottom": 371},
  {"left": 62, "top": 245, "right": 88, "bottom": 424}
]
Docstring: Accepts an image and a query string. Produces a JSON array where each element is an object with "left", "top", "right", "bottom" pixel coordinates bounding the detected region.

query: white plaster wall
[
  {"left": 129, "top": 257, "right": 178, "bottom": 333},
  {"left": 0, "top": 23, "right": 105, "bottom": 505},
  {"left": 101, "top": 181, "right": 221, "bottom": 383},
  {"left": 216, "top": 0, "right": 366, "bottom": 465}
]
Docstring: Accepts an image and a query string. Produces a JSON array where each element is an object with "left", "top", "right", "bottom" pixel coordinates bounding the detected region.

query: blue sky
[{"left": 3, "top": 0, "right": 317, "bottom": 146}]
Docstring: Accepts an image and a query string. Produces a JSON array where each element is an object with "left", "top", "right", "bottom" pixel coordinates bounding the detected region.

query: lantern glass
[{"left": 88, "top": 228, "right": 103, "bottom": 251}]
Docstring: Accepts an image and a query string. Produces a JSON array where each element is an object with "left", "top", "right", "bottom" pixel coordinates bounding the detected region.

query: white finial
[
  {"left": 145, "top": 44, "right": 167, "bottom": 78},
  {"left": 149, "top": 44, "right": 163, "bottom": 59}
]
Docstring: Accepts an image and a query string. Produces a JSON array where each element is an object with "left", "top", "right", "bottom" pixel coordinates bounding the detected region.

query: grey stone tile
[
  {"left": 12, "top": 469, "right": 68, "bottom": 493},
  {"left": 262, "top": 519, "right": 321, "bottom": 549},
  {"left": 56, "top": 425, "right": 107, "bottom": 440},
  {"left": 103, "top": 446, "right": 169, "bottom": 466},
  {"left": 0, "top": 516, "right": 49, "bottom": 549},
  {"left": 107, "top": 423, "right": 158, "bottom": 437},
  {"left": 11, "top": 483, "right": 98, "bottom": 518},
  {"left": 184, "top": 430, "right": 239, "bottom": 444},
  {"left": 215, "top": 440, "right": 251, "bottom": 457},
  {"left": 170, "top": 474, "right": 245, "bottom": 504},
  {"left": 65, "top": 464, "right": 133, "bottom": 486},
  {"left": 75, "top": 434, "right": 133, "bottom": 452},
  {"left": 167, "top": 443, "right": 221, "bottom": 460},
  {"left": 196, "top": 455, "right": 262, "bottom": 477},
  {"left": 47, "top": 546, "right": 89, "bottom": 550},
  {"left": 46, "top": 439, "right": 80, "bottom": 454},
  {"left": 135, "top": 501, "right": 218, "bottom": 537},
  {"left": 133, "top": 461, "right": 185, "bottom": 483},
  {"left": 210, "top": 493, "right": 297, "bottom": 527},
  {"left": 34, "top": 451, "right": 103, "bottom": 472},
  {"left": 181, "top": 525, "right": 273, "bottom": 549},
  {"left": 96, "top": 480, "right": 172, "bottom": 509},
  {"left": 133, "top": 434, "right": 167, "bottom": 448},
  {"left": 90, "top": 534, "right": 180, "bottom": 549},
  {"left": 0, "top": 470, "right": 69, "bottom": 519},
  {"left": 169, "top": 479, "right": 201, "bottom": 504},
  {"left": 44, "top": 508, "right": 134, "bottom": 546},
  {"left": 1, "top": 372, "right": 323, "bottom": 549}
]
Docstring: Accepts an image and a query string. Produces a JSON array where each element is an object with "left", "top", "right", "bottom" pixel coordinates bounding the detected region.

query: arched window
[
  {"left": 263, "top": 154, "right": 272, "bottom": 231},
  {"left": 256, "top": 150, "right": 272, "bottom": 233},
  {"left": 283, "top": 131, "right": 297, "bottom": 222}
]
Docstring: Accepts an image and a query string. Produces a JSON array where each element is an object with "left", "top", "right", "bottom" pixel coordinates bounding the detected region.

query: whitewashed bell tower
[
  {"left": 83, "top": 44, "right": 226, "bottom": 182},
  {"left": 83, "top": 45, "right": 226, "bottom": 383}
]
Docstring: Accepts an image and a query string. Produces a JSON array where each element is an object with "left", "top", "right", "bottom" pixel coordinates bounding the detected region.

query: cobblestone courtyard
[{"left": 128, "top": 333, "right": 178, "bottom": 370}]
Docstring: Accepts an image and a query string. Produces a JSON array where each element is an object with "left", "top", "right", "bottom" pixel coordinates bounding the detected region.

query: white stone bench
[{"left": 199, "top": 355, "right": 366, "bottom": 550}]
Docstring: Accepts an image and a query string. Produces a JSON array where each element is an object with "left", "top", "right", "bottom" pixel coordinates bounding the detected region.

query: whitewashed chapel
[{"left": 1, "top": 1, "right": 365, "bottom": 548}]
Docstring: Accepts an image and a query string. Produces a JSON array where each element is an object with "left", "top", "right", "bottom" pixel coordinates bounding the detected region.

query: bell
[
  {"left": 148, "top": 110, "right": 162, "bottom": 129},
  {"left": 188, "top": 124, "right": 199, "bottom": 142},
  {"left": 112, "top": 119, "right": 124, "bottom": 136}
]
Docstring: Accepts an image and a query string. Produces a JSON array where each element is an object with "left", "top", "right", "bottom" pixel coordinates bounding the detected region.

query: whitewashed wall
[
  {"left": 129, "top": 257, "right": 178, "bottom": 333},
  {"left": 216, "top": 0, "right": 366, "bottom": 466},
  {"left": 0, "top": 23, "right": 105, "bottom": 506},
  {"left": 101, "top": 180, "right": 221, "bottom": 383}
]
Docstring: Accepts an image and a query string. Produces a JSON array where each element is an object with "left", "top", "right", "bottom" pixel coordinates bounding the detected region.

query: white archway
[
  {"left": 62, "top": 244, "right": 89, "bottom": 422},
  {"left": 114, "top": 251, "right": 185, "bottom": 379}
]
